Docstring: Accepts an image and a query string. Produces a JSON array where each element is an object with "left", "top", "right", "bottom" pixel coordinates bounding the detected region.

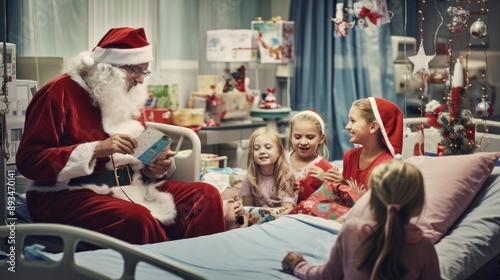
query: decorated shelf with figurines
[
  {"left": 250, "top": 87, "right": 291, "bottom": 125},
  {"left": 189, "top": 65, "right": 258, "bottom": 127}
]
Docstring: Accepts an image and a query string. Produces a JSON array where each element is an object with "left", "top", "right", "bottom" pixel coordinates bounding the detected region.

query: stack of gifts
[
  {"left": 144, "top": 84, "right": 179, "bottom": 124},
  {"left": 190, "top": 67, "right": 257, "bottom": 125}
]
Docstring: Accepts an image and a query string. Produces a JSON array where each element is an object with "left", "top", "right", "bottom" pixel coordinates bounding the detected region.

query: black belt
[{"left": 69, "top": 165, "right": 133, "bottom": 187}]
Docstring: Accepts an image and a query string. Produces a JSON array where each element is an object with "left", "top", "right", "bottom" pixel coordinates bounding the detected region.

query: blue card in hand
[{"left": 133, "top": 126, "right": 173, "bottom": 164}]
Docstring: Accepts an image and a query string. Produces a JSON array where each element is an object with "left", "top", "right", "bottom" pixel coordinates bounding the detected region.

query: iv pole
[{"left": 1, "top": 0, "right": 10, "bottom": 226}]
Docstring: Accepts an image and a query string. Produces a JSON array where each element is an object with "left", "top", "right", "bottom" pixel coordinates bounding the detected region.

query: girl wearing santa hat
[
  {"left": 289, "top": 98, "right": 404, "bottom": 220},
  {"left": 16, "top": 27, "right": 226, "bottom": 244},
  {"left": 327, "top": 97, "right": 404, "bottom": 192}
]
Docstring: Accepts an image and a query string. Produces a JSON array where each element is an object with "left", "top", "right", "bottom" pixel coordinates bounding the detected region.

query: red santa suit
[{"left": 16, "top": 27, "right": 225, "bottom": 244}]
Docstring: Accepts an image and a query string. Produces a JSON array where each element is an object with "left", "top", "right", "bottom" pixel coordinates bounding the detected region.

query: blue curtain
[
  {"left": 289, "top": 0, "right": 396, "bottom": 160},
  {"left": 0, "top": 0, "right": 22, "bottom": 54}
]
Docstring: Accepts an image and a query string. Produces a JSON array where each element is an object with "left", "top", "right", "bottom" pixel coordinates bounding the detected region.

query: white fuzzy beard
[{"left": 85, "top": 63, "right": 148, "bottom": 137}]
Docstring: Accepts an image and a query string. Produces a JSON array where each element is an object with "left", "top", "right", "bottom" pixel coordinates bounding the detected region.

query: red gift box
[{"left": 143, "top": 108, "right": 173, "bottom": 124}]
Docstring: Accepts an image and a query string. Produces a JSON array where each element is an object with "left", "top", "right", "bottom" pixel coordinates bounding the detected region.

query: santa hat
[
  {"left": 81, "top": 27, "right": 153, "bottom": 67},
  {"left": 368, "top": 97, "right": 404, "bottom": 159}
]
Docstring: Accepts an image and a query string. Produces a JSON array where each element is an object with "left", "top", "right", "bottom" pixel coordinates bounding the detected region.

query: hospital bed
[{"left": 1, "top": 119, "right": 500, "bottom": 280}]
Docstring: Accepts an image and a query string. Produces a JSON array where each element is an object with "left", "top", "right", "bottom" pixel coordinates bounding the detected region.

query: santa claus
[{"left": 16, "top": 27, "right": 226, "bottom": 244}]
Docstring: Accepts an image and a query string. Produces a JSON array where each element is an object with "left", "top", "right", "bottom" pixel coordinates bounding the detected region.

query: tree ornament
[
  {"left": 413, "top": 124, "right": 425, "bottom": 156},
  {"left": 447, "top": 7, "right": 470, "bottom": 31},
  {"left": 470, "top": 19, "right": 488, "bottom": 39},
  {"left": 332, "top": 3, "right": 348, "bottom": 37},
  {"left": 475, "top": 99, "right": 494, "bottom": 119},
  {"left": 407, "top": 41, "right": 435, "bottom": 76}
]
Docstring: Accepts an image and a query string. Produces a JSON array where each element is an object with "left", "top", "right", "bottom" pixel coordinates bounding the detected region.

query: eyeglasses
[{"left": 124, "top": 65, "right": 151, "bottom": 78}]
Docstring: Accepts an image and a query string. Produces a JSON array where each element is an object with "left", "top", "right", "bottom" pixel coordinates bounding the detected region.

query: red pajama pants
[{"left": 26, "top": 181, "right": 225, "bottom": 244}]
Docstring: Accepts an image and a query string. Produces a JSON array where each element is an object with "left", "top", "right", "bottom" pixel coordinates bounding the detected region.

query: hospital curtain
[
  {"left": 289, "top": 0, "right": 395, "bottom": 160},
  {"left": 1, "top": 0, "right": 22, "bottom": 54},
  {"left": 20, "top": 0, "right": 87, "bottom": 58}
]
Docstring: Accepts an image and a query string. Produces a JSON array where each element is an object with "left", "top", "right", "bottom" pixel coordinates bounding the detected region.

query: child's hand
[
  {"left": 309, "top": 166, "right": 327, "bottom": 182},
  {"left": 282, "top": 252, "right": 306, "bottom": 273},
  {"left": 324, "top": 166, "right": 343, "bottom": 182}
]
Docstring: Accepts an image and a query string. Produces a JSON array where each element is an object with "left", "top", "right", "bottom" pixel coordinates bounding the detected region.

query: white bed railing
[
  {"left": 146, "top": 122, "right": 202, "bottom": 182},
  {"left": 0, "top": 223, "right": 206, "bottom": 279}
]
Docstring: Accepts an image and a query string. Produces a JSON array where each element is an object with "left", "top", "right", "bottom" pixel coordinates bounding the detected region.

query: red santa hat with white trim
[
  {"left": 81, "top": 27, "right": 153, "bottom": 67},
  {"left": 368, "top": 97, "right": 404, "bottom": 159}
]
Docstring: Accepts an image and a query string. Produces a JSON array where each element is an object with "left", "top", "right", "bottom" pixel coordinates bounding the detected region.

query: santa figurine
[{"left": 260, "top": 88, "right": 281, "bottom": 109}]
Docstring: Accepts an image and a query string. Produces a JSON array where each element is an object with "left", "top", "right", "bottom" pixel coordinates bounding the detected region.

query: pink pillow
[{"left": 341, "top": 152, "right": 500, "bottom": 243}]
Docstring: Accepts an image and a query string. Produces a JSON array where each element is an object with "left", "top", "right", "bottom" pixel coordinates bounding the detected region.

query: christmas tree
[{"left": 425, "top": 59, "right": 477, "bottom": 155}]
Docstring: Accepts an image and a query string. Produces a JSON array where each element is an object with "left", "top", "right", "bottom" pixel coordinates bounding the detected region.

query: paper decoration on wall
[
  {"left": 251, "top": 20, "right": 294, "bottom": 64},
  {"left": 206, "top": 29, "right": 258, "bottom": 62}
]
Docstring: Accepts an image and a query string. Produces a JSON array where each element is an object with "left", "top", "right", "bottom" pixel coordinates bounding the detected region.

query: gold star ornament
[{"left": 407, "top": 41, "right": 435, "bottom": 76}]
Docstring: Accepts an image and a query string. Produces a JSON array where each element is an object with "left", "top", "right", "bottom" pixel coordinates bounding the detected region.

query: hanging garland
[
  {"left": 469, "top": 0, "right": 493, "bottom": 151},
  {"left": 422, "top": 0, "right": 496, "bottom": 155}
]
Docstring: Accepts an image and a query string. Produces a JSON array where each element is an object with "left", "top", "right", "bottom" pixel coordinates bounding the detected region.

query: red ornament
[{"left": 475, "top": 99, "right": 494, "bottom": 119}]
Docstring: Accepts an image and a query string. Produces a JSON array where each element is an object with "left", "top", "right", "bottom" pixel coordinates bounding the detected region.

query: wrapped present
[
  {"left": 289, "top": 182, "right": 363, "bottom": 220},
  {"left": 147, "top": 84, "right": 179, "bottom": 109},
  {"left": 178, "top": 151, "right": 222, "bottom": 169},
  {"left": 190, "top": 91, "right": 256, "bottom": 120},
  {"left": 197, "top": 75, "right": 220, "bottom": 94},
  {"left": 143, "top": 108, "right": 172, "bottom": 124},
  {"left": 172, "top": 108, "right": 205, "bottom": 127},
  {"left": 206, "top": 29, "right": 258, "bottom": 62},
  {"left": 251, "top": 20, "right": 294, "bottom": 63}
]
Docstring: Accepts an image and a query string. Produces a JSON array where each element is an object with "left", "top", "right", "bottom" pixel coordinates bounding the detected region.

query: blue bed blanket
[
  {"left": 28, "top": 215, "right": 342, "bottom": 279},
  {"left": 17, "top": 167, "right": 500, "bottom": 280}
]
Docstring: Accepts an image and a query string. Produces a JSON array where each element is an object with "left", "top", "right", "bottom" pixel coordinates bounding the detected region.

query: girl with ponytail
[{"left": 282, "top": 160, "right": 440, "bottom": 280}]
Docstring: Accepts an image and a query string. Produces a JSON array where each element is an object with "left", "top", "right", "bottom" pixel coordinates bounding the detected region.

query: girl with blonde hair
[
  {"left": 240, "top": 127, "right": 297, "bottom": 211},
  {"left": 282, "top": 160, "right": 440, "bottom": 280},
  {"left": 287, "top": 110, "right": 333, "bottom": 203}
]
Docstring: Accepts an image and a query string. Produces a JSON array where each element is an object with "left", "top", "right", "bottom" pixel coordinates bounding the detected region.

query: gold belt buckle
[{"left": 113, "top": 165, "right": 132, "bottom": 186}]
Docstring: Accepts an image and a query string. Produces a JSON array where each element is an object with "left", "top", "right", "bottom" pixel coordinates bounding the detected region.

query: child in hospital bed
[
  {"left": 290, "top": 97, "right": 403, "bottom": 220},
  {"left": 240, "top": 127, "right": 297, "bottom": 223},
  {"left": 282, "top": 160, "right": 441, "bottom": 280},
  {"left": 286, "top": 110, "right": 333, "bottom": 204},
  {"left": 202, "top": 173, "right": 249, "bottom": 230}
]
